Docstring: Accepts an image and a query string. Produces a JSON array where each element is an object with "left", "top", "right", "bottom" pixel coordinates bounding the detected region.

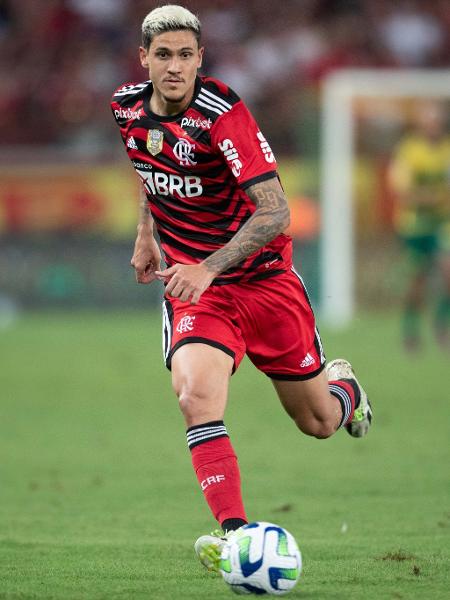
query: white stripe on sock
[
  {"left": 329, "top": 384, "right": 352, "bottom": 426},
  {"left": 186, "top": 424, "right": 228, "bottom": 448},
  {"left": 187, "top": 426, "right": 227, "bottom": 442}
]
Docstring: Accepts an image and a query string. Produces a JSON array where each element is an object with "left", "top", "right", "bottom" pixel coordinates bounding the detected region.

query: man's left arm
[
  {"left": 203, "top": 177, "right": 290, "bottom": 273},
  {"left": 155, "top": 177, "right": 290, "bottom": 303}
]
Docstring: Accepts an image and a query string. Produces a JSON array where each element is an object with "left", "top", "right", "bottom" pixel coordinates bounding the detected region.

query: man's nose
[{"left": 167, "top": 57, "right": 181, "bottom": 72}]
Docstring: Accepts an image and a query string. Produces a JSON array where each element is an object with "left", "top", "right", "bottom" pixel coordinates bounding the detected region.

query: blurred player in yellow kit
[{"left": 389, "top": 101, "right": 450, "bottom": 350}]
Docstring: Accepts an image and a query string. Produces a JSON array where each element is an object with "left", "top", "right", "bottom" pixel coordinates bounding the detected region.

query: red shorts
[{"left": 162, "top": 269, "right": 326, "bottom": 380}]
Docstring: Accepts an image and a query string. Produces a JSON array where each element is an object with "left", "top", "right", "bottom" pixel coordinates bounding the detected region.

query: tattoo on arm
[
  {"left": 138, "top": 181, "right": 153, "bottom": 227},
  {"left": 203, "top": 177, "right": 290, "bottom": 274}
]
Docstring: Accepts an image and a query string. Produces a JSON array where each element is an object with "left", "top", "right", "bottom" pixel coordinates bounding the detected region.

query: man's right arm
[{"left": 130, "top": 183, "right": 162, "bottom": 284}]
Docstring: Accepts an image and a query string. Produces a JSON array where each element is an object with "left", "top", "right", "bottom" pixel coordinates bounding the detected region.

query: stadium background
[
  {"left": 1, "top": 0, "right": 449, "bottom": 313},
  {"left": 1, "top": 2, "right": 449, "bottom": 598}
]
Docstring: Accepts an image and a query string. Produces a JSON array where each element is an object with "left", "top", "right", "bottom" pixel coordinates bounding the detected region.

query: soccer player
[
  {"left": 111, "top": 5, "right": 372, "bottom": 572},
  {"left": 389, "top": 101, "right": 450, "bottom": 351}
]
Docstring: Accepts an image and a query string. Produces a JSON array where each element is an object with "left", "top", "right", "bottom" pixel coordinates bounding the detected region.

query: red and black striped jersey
[{"left": 111, "top": 75, "right": 292, "bottom": 284}]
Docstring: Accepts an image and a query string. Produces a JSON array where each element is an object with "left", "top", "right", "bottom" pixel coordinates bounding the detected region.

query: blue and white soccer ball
[{"left": 219, "top": 522, "right": 302, "bottom": 595}]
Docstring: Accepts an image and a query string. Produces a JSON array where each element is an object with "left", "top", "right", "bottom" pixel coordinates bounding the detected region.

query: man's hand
[
  {"left": 155, "top": 262, "right": 217, "bottom": 304},
  {"left": 131, "top": 233, "right": 162, "bottom": 284}
]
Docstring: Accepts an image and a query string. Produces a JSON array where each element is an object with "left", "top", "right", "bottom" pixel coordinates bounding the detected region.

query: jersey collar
[{"left": 142, "top": 76, "right": 202, "bottom": 122}]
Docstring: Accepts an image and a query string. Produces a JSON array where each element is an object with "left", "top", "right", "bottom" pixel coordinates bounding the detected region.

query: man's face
[
  {"left": 140, "top": 30, "right": 203, "bottom": 105},
  {"left": 416, "top": 102, "right": 446, "bottom": 141}
]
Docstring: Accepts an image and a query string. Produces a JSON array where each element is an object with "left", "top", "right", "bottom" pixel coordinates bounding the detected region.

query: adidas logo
[
  {"left": 300, "top": 353, "right": 315, "bottom": 368},
  {"left": 127, "top": 136, "right": 138, "bottom": 149}
]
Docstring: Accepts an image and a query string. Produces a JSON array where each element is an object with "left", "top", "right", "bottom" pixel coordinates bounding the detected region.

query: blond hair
[{"left": 142, "top": 5, "right": 201, "bottom": 48}]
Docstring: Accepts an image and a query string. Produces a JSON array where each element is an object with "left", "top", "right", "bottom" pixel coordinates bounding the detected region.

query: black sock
[
  {"left": 221, "top": 518, "right": 247, "bottom": 532},
  {"left": 329, "top": 378, "right": 360, "bottom": 428},
  {"left": 342, "top": 378, "right": 361, "bottom": 409}
]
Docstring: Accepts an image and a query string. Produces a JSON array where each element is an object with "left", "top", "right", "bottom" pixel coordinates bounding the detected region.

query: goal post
[{"left": 320, "top": 68, "right": 450, "bottom": 327}]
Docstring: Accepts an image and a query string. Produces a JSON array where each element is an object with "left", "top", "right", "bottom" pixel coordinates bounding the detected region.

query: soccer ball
[{"left": 219, "top": 522, "right": 302, "bottom": 595}]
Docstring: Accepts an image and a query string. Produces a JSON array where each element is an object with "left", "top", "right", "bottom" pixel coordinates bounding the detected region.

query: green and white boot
[
  {"left": 326, "top": 358, "right": 372, "bottom": 438},
  {"left": 194, "top": 529, "right": 238, "bottom": 573}
]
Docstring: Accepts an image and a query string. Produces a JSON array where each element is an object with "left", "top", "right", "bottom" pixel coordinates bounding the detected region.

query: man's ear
[
  {"left": 139, "top": 46, "right": 149, "bottom": 69},
  {"left": 198, "top": 46, "right": 204, "bottom": 69}
]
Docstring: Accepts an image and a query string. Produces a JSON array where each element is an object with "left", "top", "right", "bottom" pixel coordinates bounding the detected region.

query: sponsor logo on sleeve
[
  {"left": 218, "top": 138, "right": 242, "bottom": 177},
  {"left": 257, "top": 131, "right": 275, "bottom": 163}
]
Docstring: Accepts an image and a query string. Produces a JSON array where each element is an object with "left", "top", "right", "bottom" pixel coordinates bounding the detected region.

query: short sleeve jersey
[
  {"left": 111, "top": 75, "right": 292, "bottom": 284},
  {"left": 391, "top": 134, "right": 450, "bottom": 234}
]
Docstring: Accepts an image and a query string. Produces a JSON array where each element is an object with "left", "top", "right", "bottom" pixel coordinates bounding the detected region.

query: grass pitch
[{"left": 0, "top": 310, "right": 449, "bottom": 599}]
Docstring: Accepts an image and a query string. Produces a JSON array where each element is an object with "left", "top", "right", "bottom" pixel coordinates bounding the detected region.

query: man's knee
[
  {"left": 295, "top": 416, "right": 336, "bottom": 439},
  {"left": 176, "top": 381, "right": 209, "bottom": 420},
  {"left": 171, "top": 344, "right": 232, "bottom": 426}
]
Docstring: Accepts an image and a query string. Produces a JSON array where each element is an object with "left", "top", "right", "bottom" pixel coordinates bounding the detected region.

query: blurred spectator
[
  {"left": 69, "top": 0, "right": 126, "bottom": 29},
  {"left": 377, "top": 0, "right": 446, "bottom": 66},
  {"left": 0, "top": 0, "right": 448, "bottom": 154}
]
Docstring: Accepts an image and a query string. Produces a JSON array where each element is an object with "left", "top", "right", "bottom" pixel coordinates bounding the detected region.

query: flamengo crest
[
  {"left": 173, "top": 138, "right": 197, "bottom": 166},
  {"left": 176, "top": 315, "right": 196, "bottom": 333},
  {"left": 147, "top": 129, "right": 164, "bottom": 155}
]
